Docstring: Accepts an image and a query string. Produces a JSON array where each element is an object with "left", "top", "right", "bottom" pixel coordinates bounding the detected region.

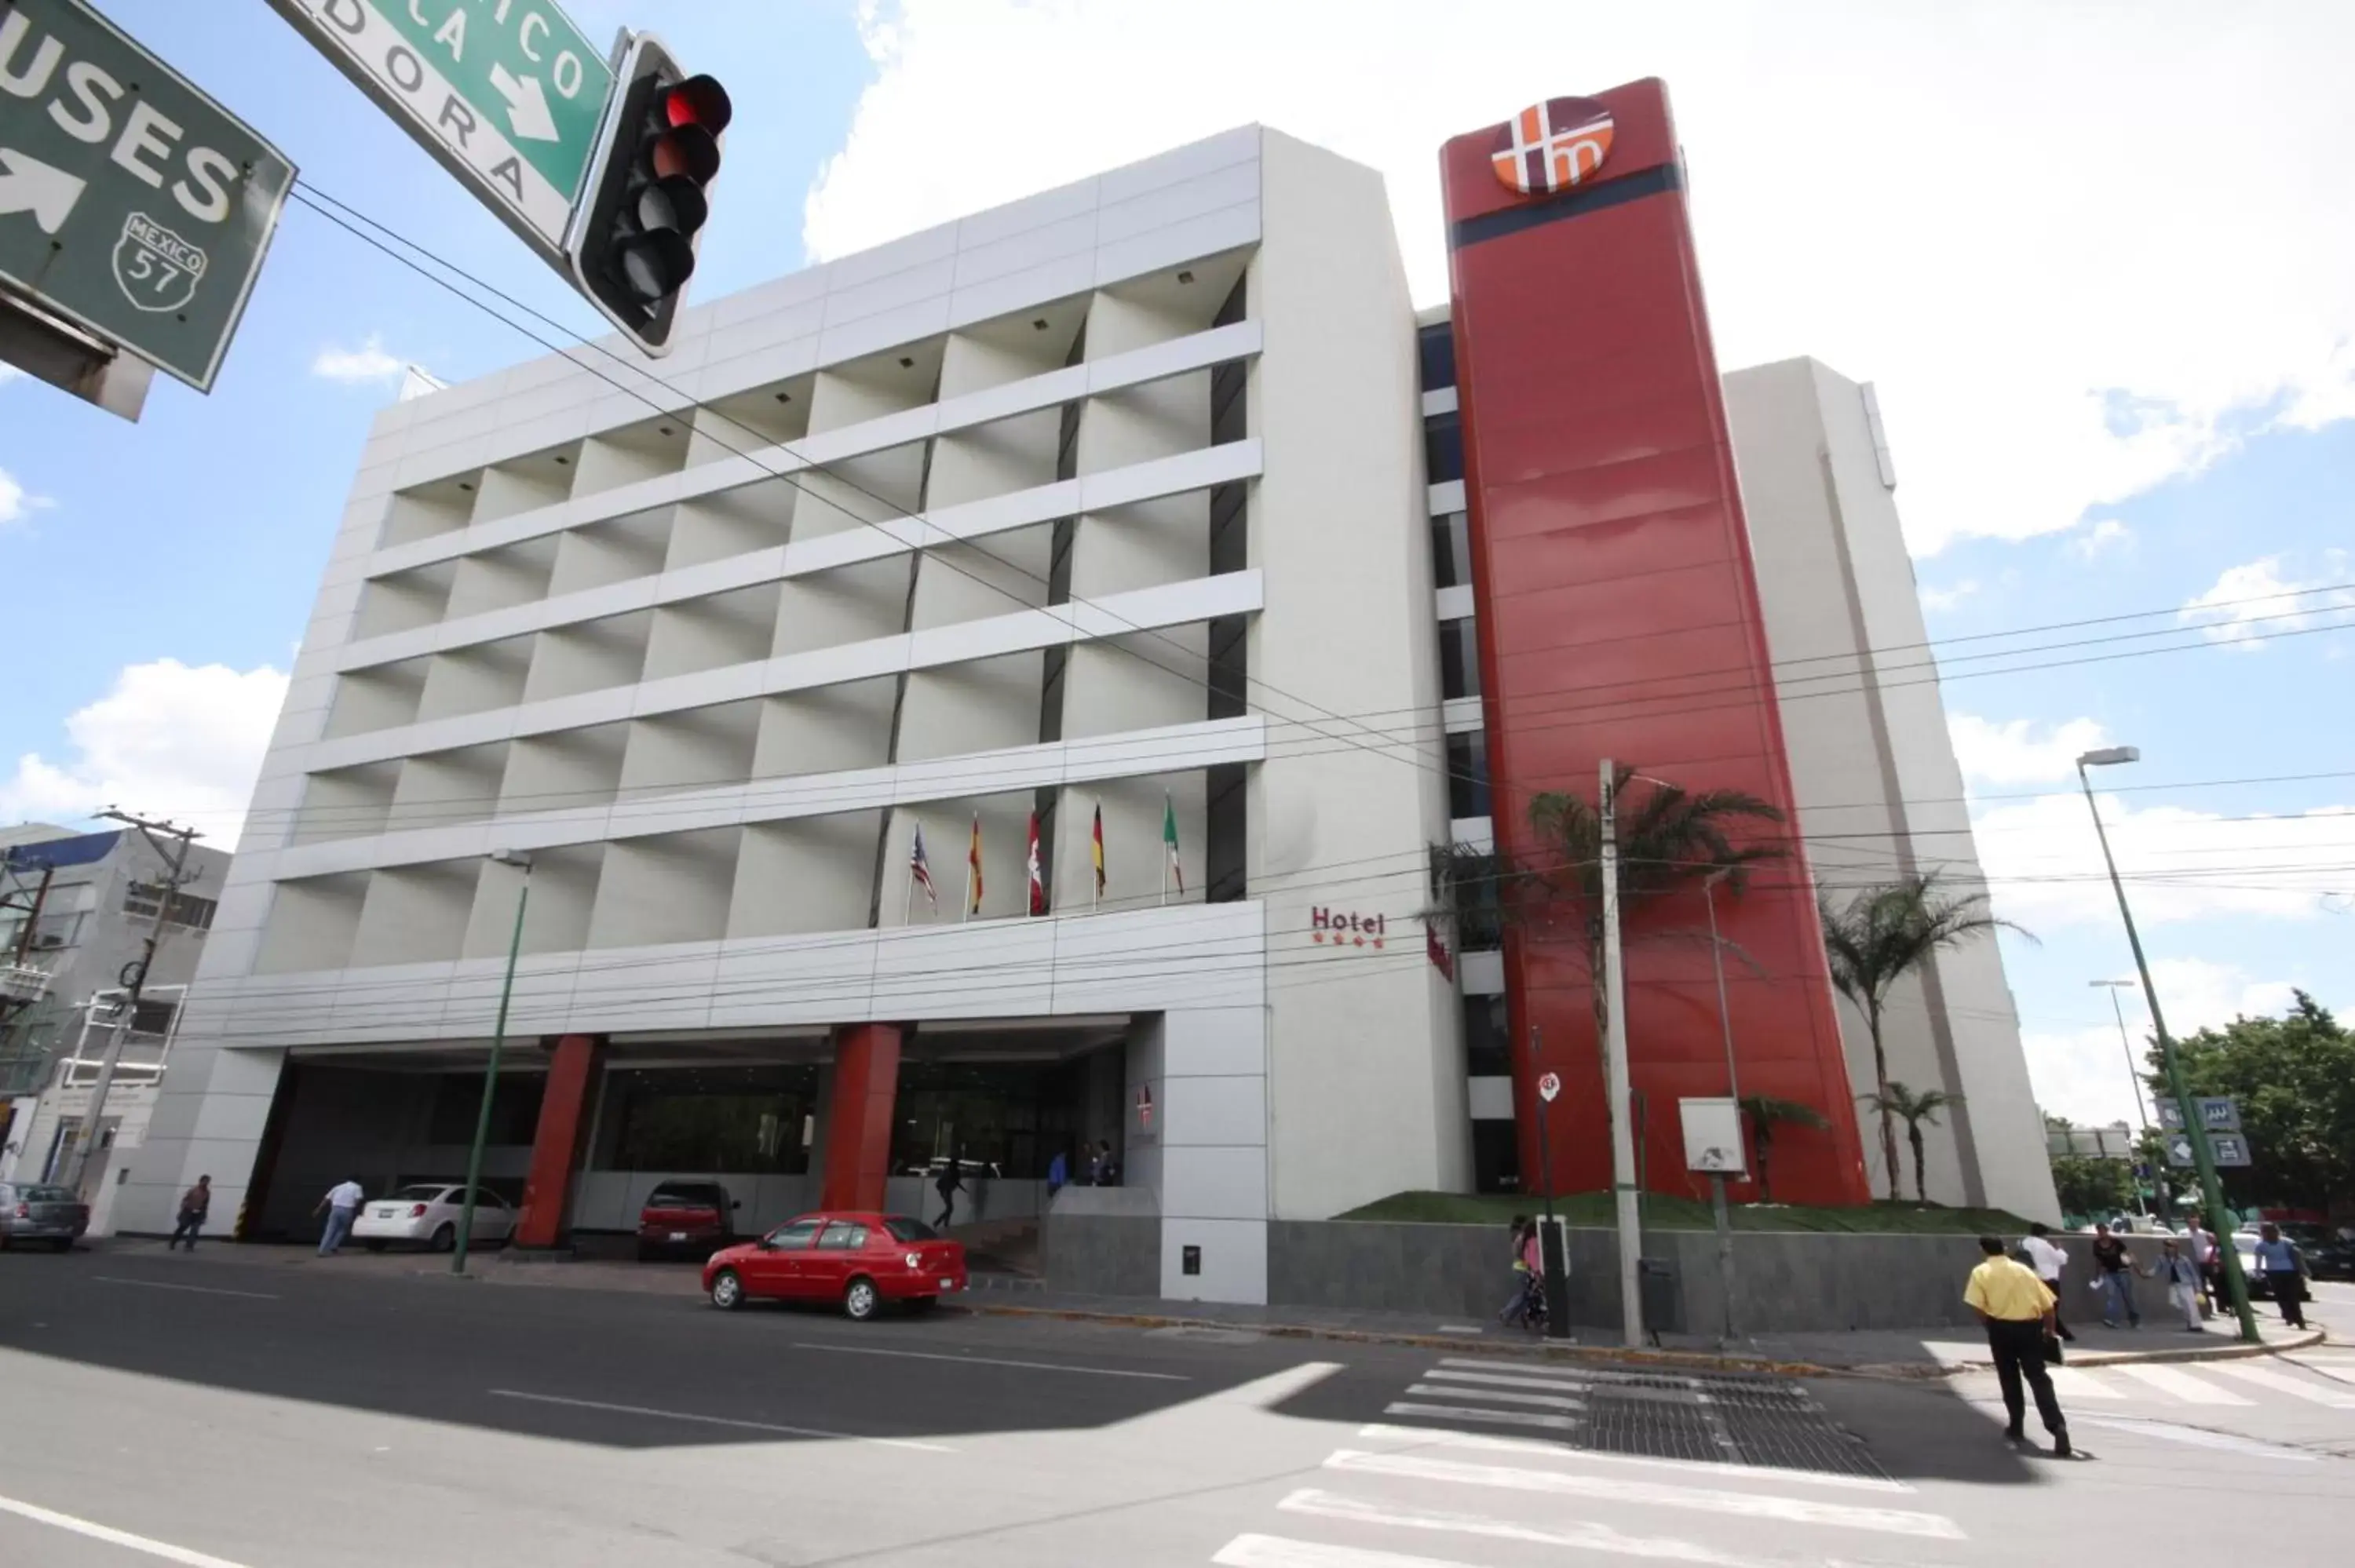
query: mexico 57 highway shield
[
  {"left": 0, "top": 0, "right": 294, "bottom": 391},
  {"left": 268, "top": 0, "right": 613, "bottom": 259}
]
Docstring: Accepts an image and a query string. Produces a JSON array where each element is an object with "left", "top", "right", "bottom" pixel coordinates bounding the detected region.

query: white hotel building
[{"left": 117, "top": 116, "right": 2053, "bottom": 1300}]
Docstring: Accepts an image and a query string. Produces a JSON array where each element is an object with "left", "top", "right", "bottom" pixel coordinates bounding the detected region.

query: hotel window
[
  {"left": 1430, "top": 511, "right": 1470, "bottom": 589},
  {"left": 1418, "top": 322, "right": 1456, "bottom": 392},
  {"left": 1439, "top": 619, "right": 1480, "bottom": 700},
  {"left": 1423, "top": 411, "right": 1463, "bottom": 484},
  {"left": 1446, "top": 731, "right": 1492, "bottom": 820}
]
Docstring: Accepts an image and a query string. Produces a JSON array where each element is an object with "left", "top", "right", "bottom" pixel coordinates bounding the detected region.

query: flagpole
[{"left": 1091, "top": 800, "right": 1100, "bottom": 915}]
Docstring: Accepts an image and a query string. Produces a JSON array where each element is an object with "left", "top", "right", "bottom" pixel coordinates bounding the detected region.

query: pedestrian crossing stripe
[
  {"left": 1384, "top": 1399, "right": 1579, "bottom": 1432},
  {"left": 1405, "top": 1381, "right": 1585, "bottom": 1413},
  {"left": 2208, "top": 1362, "right": 2355, "bottom": 1407},
  {"left": 1272, "top": 1490, "right": 1843, "bottom": 1567},
  {"left": 1215, "top": 1533, "right": 1486, "bottom": 1568},
  {"left": 2109, "top": 1363, "right": 2255, "bottom": 1406},
  {"left": 1323, "top": 1449, "right": 1966, "bottom": 1540},
  {"left": 1354, "top": 1423, "right": 1918, "bottom": 1493},
  {"left": 1418, "top": 1366, "right": 1599, "bottom": 1394}
]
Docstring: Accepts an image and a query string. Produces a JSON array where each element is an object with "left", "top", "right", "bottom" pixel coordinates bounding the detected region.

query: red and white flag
[{"left": 1027, "top": 811, "right": 1048, "bottom": 916}]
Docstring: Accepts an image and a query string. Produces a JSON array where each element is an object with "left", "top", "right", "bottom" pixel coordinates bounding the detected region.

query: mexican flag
[{"left": 1162, "top": 792, "right": 1184, "bottom": 901}]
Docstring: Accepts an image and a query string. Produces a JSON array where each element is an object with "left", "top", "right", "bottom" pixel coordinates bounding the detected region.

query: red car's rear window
[{"left": 882, "top": 1216, "right": 941, "bottom": 1242}]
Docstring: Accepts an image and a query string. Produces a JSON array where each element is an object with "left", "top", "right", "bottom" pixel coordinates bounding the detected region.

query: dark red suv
[{"left": 636, "top": 1180, "right": 739, "bottom": 1261}]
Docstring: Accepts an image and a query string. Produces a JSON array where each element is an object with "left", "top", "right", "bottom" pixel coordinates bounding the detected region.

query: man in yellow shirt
[{"left": 1964, "top": 1235, "right": 2073, "bottom": 1457}]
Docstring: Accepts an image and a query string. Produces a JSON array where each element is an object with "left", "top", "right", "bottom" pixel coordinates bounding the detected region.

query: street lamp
[
  {"left": 2073, "top": 748, "right": 2259, "bottom": 1342},
  {"left": 2090, "top": 979, "right": 2155, "bottom": 1209},
  {"left": 455, "top": 849, "right": 531, "bottom": 1277}
]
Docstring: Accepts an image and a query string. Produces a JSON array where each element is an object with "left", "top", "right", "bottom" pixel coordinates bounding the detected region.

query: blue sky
[{"left": 4, "top": 2, "right": 2350, "bottom": 1131}]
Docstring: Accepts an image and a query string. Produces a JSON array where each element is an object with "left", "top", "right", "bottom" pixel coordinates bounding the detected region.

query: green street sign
[
  {"left": 0, "top": 0, "right": 294, "bottom": 392},
  {"left": 270, "top": 0, "right": 613, "bottom": 257}
]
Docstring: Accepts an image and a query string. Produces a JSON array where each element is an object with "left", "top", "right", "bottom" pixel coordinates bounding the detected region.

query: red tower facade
[{"left": 1441, "top": 80, "right": 1872, "bottom": 1207}]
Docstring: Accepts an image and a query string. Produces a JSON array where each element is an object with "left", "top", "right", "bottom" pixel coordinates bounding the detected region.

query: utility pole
[
  {"left": 1597, "top": 758, "right": 1645, "bottom": 1347},
  {"left": 68, "top": 810, "right": 201, "bottom": 1199}
]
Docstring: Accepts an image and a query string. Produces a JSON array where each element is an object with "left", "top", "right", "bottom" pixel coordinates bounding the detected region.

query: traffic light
[{"left": 568, "top": 35, "right": 732, "bottom": 355}]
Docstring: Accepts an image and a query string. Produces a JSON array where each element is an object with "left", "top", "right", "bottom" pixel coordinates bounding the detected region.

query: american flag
[
  {"left": 909, "top": 823, "right": 937, "bottom": 908},
  {"left": 1492, "top": 97, "right": 1615, "bottom": 197}
]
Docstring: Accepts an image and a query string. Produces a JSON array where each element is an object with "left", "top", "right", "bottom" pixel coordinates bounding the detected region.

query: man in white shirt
[
  {"left": 315, "top": 1177, "right": 367, "bottom": 1257},
  {"left": 2021, "top": 1223, "right": 2074, "bottom": 1341}
]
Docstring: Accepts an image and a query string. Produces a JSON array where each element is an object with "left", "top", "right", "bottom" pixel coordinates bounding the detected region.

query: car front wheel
[
  {"left": 844, "top": 1277, "right": 880, "bottom": 1321},
  {"left": 710, "top": 1268, "right": 744, "bottom": 1311}
]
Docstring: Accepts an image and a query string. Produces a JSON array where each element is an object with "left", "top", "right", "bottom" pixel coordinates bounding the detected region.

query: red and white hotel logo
[
  {"left": 1491, "top": 97, "right": 1614, "bottom": 197},
  {"left": 1311, "top": 906, "right": 1387, "bottom": 950}
]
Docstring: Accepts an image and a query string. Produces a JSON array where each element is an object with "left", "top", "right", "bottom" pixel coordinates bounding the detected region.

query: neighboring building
[
  {"left": 119, "top": 82, "right": 2054, "bottom": 1300},
  {"left": 0, "top": 827, "right": 228, "bottom": 1231}
]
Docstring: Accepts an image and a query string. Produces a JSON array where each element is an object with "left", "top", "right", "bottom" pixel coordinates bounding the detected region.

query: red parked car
[
  {"left": 637, "top": 1180, "right": 740, "bottom": 1261},
  {"left": 703, "top": 1212, "right": 966, "bottom": 1320}
]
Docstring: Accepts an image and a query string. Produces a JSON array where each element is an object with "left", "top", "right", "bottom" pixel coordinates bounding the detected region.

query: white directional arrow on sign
[
  {"left": 488, "top": 64, "right": 560, "bottom": 144},
  {"left": 0, "top": 148, "right": 88, "bottom": 235}
]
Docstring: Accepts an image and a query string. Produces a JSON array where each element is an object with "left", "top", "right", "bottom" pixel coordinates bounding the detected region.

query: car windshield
[
  {"left": 883, "top": 1216, "right": 940, "bottom": 1242},
  {"left": 392, "top": 1185, "right": 447, "bottom": 1201}
]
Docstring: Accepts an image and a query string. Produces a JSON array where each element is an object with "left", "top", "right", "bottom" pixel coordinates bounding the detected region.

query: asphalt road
[{"left": 2, "top": 1249, "right": 2349, "bottom": 1567}]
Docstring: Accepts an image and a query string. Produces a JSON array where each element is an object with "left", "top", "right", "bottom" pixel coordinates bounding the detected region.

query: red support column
[
  {"left": 515, "top": 1034, "right": 604, "bottom": 1249},
  {"left": 820, "top": 1023, "right": 901, "bottom": 1211}
]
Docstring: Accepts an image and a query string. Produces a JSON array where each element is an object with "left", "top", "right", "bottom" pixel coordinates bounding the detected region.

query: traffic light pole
[
  {"left": 69, "top": 812, "right": 199, "bottom": 1201},
  {"left": 2076, "top": 764, "right": 2260, "bottom": 1344}
]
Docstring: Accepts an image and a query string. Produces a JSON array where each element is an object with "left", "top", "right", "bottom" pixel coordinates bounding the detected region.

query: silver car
[{"left": 0, "top": 1181, "right": 89, "bottom": 1252}]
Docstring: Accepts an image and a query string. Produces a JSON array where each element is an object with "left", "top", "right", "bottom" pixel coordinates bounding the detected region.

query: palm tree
[
  {"left": 1738, "top": 1095, "right": 1829, "bottom": 1203},
  {"left": 1818, "top": 873, "right": 2030, "bottom": 1198},
  {"left": 1857, "top": 1081, "right": 1962, "bottom": 1202},
  {"left": 1526, "top": 768, "right": 1785, "bottom": 1143}
]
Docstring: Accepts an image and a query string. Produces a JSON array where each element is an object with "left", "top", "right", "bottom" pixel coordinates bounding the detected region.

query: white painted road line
[
  {"left": 0, "top": 1491, "right": 252, "bottom": 1567},
  {"left": 487, "top": 1389, "right": 955, "bottom": 1451},
  {"left": 1354, "top": 1424, "right": 1915, "bottom": 1493},
  {"left": 787, "top": 1342, "right": 1190, "bottom": 1380},
  {"left": 1434, "top": 1355, "right": 1596, "bottom": 1386},
  {"left": 1215, "top": 1533, "right": 1482, "bottom": 1568},
  {"left": 1418, "top": 1366, "right": 1598, "bottom": 1394},
  {"left": 1210, "top": 1361, "right": 1345, "bottom": 1408},
  {"left": 2109, "top": 1364, "right": 2254, "bottom": 1406},
  {"left": 93, "top": 1276, "right": 279, "bottom": 1300},
  {"left": 1276, "top": 1490, "right": 1861, "bottom": 1566},
  {"left": 2068, "top": 1414, "right": 2319, "bottom": 1461},
  {"left": 2042, "top": 1365, "right": 2127, "bottom": 1400},
  {"left": 1324, "top": 1450, "right": 1966, "bottom": 1540},
  {"left": 2207, "top": 1362, "right": 2355, "bottom": 1407},
  {"left": 1405, "top": 1381, "right": 1584, "bottom": 1412},
  {"left": 1384, "top": 1400, "right": 1579, "bottom": 1432}
]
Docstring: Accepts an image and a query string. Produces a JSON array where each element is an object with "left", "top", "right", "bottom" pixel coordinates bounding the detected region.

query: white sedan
[{"left": 352, "top": 1185, "right": 516, "bottom": 1253}]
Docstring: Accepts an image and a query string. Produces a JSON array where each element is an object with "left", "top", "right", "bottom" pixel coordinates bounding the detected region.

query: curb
[{"left": 970, "top": 1303, "right": 2328, "bottom": 1380}]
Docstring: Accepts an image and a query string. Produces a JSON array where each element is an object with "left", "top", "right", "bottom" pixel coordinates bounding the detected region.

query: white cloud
[
  {"left": 0, "top": 465, "right": 49, "bottom": 528},
  {"left": 311, "top": 334, "right": 407, "bottom": 386},
  {"left": 1947, "top": 714, "right": 2109, "bottom": 787},
  {"left": 2179, "top": 552, "right": 2355, "bottom": 650},
  {"left": 1961, "top": 790, "right": 2355, "bottom": 932},
  {"left": 804, "top": 2, "right": 2355, "bottom": 556},
  {"left": 0, "top": 659, "right": 288, "bottom": 846},
  {"left": 2070, "top": 519, "right": 2133, "bottom": 560},
  {"left": 2024, "top": 958, "right": 2312, "bottom": 1128},
  {"left": 1918, "top": 579, "right": 1977, "bottom": 614}
]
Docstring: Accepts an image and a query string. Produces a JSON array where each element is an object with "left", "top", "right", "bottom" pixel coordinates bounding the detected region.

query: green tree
[
  {"left": 2050, "top": 1154, "right": 2138, "bottom": 1220},
  {"left": 1525, "top": 769, "right": 1784, "bottom": 1177},
  {"left": 1818, "top": 873, "right": 2030, "bottom": 1198},
  {"left": 1857, "top": 1081, "right": 1961, "bottom": 1203},
  {"left": 2155, "top": 992, "right": 2355, "bottom": 1210},
  {"left": 1738, "top": 1095, "right": 1829, "bottom": 1203}
]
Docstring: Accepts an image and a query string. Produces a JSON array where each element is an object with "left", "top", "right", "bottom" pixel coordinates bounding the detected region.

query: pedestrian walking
[
  {"left": 2020, "top": 1222, "right": 2074, "bottom": 1340},
  {"left": 2089, "top": 1222, "right": 2143, "bottom": 1328},
  {"left": 933, "top": 1156, "right": 964, "bottom": 1229},
  {"left": 1095, "top": 1140, "right": 1120, "bottom": 1187},
  {"left": 2253, "top": 1223, "right": 2311, "bottom": 1329},
  {"left": 2152, "top": 1239, "right": 2205, "bottom": 1332},
  {"left": 2187, "top": 1215, "right": 2221, "bottom": 1314},
  {"left": 1496, "top": 1216, "right": 1539, "bottom": 1328},
  {"left": 1046, "top": 1147, "right": 1068, "bottom": 1199},
  {"left": 1083, "top": 1143, "right": 1104, "bottom": 1186},
  {"left": 1964, "top": 1235, "right": 2073, "bottom": 1458},
  {"left": 313, "top": 1176, "right": 365, "bottom": 1257},
  {"left": 168, "top": 1176, "right": 210, "bottom": 1252}
]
